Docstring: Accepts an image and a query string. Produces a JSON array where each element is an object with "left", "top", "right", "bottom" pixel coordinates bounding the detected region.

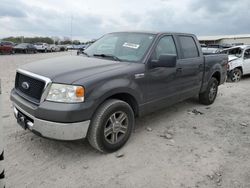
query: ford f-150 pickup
[{"left": 10, "top": 31, "right": 228, "bottom": 153}]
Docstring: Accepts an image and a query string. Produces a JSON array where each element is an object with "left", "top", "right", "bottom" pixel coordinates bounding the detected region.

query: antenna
[{"left": 70, "top": 14, "right": 73, "bottom": 55}]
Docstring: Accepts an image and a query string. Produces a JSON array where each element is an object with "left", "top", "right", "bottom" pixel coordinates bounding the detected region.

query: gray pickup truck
[{"left": 10, "top": 31, "right": 228, "bottom": 153}]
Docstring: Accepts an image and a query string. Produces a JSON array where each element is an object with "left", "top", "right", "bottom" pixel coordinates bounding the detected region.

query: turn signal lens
[{"left": 76, "top": 86, "right": 85, "bottom": 97}]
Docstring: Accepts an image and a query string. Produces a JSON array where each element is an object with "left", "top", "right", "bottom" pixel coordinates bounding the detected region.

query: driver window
[
  {"left": 152, "top": 36, "right": 177, "bottom": 60},
  {"left": 244, "top": 49, "right": 250, "bottom": 59}
]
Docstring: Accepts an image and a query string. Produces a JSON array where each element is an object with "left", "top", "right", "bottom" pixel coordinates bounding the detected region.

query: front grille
[{"left": 15, "top": 72, "right": 46, "bottom": 103}]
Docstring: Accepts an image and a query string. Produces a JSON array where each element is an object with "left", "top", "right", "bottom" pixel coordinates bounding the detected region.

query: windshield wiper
[
  {"left": 81, "top": 51, "right": 90, "bottom": 57},
  {"left": 93, "top": 54, "right": 122, "bottom": 61}
]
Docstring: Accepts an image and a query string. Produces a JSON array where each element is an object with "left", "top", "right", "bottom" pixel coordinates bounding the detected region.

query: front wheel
[
  {"left": 87, "top": 99, "right": 134, "bottom": 153},
  {"left": 230, "top": 68, "right": 242, "bottom": 82},
  {"left": 199, "top": 77, "right": 219, "bottom": 105}
]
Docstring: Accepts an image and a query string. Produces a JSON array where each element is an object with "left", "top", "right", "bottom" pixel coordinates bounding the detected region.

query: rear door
[
  {"left": 175, "top": 35, "right": 204, "bottom": 99},
  {"left": 243, "top": 48, "right": 250, "bottom": 74}
]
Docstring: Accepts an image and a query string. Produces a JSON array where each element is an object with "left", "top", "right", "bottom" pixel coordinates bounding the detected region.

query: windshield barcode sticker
[{"left": 123, "top": 43, "right": 140, "bottom": 49}]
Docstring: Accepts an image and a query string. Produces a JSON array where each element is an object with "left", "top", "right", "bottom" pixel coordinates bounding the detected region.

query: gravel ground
[{"left": 0, "top": 52, "right": 250, "bottom": 188}]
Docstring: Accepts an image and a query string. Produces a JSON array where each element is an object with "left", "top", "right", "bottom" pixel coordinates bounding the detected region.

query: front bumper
[{"left": 13, "top": 104, "right": 90, "bottom": 141}]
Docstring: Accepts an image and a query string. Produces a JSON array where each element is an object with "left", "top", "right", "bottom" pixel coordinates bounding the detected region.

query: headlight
[{"left": 46, "top": 83, "right": 85, "bottom": 103}]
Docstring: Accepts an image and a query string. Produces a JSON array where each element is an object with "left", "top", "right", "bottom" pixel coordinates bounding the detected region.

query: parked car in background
[
  {"left": 66, "top": 45, "right": 74, "bottom": 50},
  {"left": 0, "top": 80, "right": 5, "bottom": 188},
  {"left": 221, "top": 45, "right": 250, "bottom": 82},
  {"left": 58, "top": 45, "right": 68, "bottom": 51},
  {"left": 10, "top": 31, "right": 228, "bottom": 153},
  {"left": 202, "top": 47, "right": 221, "bottom": 55},
  {"left": 77, "top": 44, "right": 92, "bottom": 55},
  {"left": 0, "top": 41, "right": 15, "bottom": 54},
  {"left": 50, "top": 44, "right": 60, "bottom": 52},
  {"left": 202, "top": 44, "right": 232, "bottom": 55},
  {"left": 34, "top": 43, "right": 52, "bottom": 53},
  {"left": 14, "top": 43, "right": 37, "bottom": 53}
]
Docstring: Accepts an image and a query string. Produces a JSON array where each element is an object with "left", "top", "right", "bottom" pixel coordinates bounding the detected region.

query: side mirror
[{"left": 151, "top": 54, "right": 177, "bottom": 68}]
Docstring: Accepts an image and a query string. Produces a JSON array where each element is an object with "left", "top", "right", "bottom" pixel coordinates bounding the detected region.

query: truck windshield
[
  {"left": 221, "top": 47, "right": 242, "bottom": 58},
  {"left": 84, "top": 33, "right": 156, "bottom": 62}
]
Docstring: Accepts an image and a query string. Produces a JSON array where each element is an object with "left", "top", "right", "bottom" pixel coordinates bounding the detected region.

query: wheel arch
[
  {"left": 234, "top": 66, "right": 243, "bottom": 74},
  {"left": 211, "top": 71, "right": 221, "bottom": 84},
  {"left": 91, "top": 90, "right": 140, "bottom": 118}
]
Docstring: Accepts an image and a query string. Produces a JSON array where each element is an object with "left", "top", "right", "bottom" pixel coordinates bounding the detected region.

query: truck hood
[
  {"left": 228, "top": 55, "right": 240, "bottom": 62},
  {"left": 20, "top": 55, "right": 130, "bottom": 84}
]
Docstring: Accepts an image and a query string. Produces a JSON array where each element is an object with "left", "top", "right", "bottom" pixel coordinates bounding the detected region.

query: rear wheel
[
  {"left": 87, "top": 99, "right": 134, "bottom": 153},
  {"left": 230, "top": 68, "right": 242, "bottom": 82},
  {"left": 199, "top": 77, "right": 219, "bottom": 105}
]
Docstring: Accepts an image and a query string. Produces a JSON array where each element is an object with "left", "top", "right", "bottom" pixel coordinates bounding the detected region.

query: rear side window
[{"left": 179, "top": 36, "right": 199, "bottom": 59}]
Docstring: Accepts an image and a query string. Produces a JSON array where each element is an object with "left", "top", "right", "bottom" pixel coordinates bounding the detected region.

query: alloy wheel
[{"left": 104, "top": 111, "right": 128, "bottom": 144}]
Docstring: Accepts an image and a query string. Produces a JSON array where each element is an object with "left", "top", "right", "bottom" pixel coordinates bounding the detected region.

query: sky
[{"left": 1, "top": 0, "right": 250, "bottom": 41}]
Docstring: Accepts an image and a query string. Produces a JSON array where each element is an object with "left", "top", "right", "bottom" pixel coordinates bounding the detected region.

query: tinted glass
[
  {"left": 153, "top": 36, "right": 177, "bottom": 60},
  {"left": 179, "top": 36, "right": 199, "bottom": 58}
]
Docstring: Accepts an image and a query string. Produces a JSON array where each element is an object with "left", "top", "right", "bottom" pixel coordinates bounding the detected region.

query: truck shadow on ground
[
  {"left": 23, "top": 96, "right": 203, "bottom": 158},
  {"left": 242, "top": 74, "right": 250, "bottom": 80}
]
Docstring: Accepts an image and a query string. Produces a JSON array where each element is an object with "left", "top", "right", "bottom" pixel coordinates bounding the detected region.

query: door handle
[{"left": 176, "top": 68, "right": 182, "bottom": 73}]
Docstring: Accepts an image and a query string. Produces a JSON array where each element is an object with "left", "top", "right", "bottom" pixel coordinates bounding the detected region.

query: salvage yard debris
[
  {"left": 159, "top": 128, "right": 174, "bottom": 139},
  {"left": 240, "top": 122, "right": 248, "bottom": 127},
  {"left": 146, "top": 127, "right": 153, "bottom": 132},
  {"left": 188, "top": 109, "right": 204, "bottom": 115}
]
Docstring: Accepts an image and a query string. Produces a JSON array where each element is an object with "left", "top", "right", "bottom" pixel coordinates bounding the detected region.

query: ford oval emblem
[{"left": 21, "top": 82, "right": 30, "bottom": 90}]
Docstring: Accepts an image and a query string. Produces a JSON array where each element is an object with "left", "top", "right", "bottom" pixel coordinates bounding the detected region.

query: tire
[
  {"left": 230, "top": 68, "right": 242, "bottom": 82},
  {"left": 199, "top": 77, "right": 219, "bottom": 105},
  {"left": 87, "top": 99, "right": 135, "bottom": 153}
]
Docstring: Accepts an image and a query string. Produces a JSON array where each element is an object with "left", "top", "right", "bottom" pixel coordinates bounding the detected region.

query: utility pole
[{"left": 70, "top": 15, "right": 73, "bottom": 55}]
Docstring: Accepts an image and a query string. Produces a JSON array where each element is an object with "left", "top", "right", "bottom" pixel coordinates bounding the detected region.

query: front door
[
  {"left": 243, "top": 48, "right": 250, "bottom": 74},
  {"left": 145, "top": 35, "right": 179, "bottom": 110}
]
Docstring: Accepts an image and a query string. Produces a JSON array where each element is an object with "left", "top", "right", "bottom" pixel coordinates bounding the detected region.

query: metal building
[{"left": 198, "top": 34, "right": 250, "bottom": 46}]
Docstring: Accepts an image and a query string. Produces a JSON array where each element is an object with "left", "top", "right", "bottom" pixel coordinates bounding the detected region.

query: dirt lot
[{"left": 0, "top": 52, "right": 250, "bottom": 188}]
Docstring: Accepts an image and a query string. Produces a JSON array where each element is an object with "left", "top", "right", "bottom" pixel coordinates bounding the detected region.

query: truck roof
[
  {"left": 222, "top": 45, "right": 250, "bottom": 51},
  {"left": 109, "top": 31, "right": 195, "bottom": 36}
]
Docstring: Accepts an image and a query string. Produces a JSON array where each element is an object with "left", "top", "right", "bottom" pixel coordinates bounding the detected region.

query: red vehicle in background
[{"left": 0, "top": 41, "right": 15, "bottom": 54}]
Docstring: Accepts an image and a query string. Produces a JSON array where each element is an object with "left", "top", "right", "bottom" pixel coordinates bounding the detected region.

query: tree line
[{"left": 1, "top": 36, "right": 90, "bottom": 45}]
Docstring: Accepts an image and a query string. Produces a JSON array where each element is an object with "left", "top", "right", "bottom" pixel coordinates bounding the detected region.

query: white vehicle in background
[
  {"left": 221, "top": 45, "right": 250, "bottom": 82},
  {"left": 50, "top": 44, "right": 60, "bottom": 52},
  {"left": 34, "top": 43, "right": 52, "bottom": 52},
  {"left": 0, "top": 80, "right": 5, "bottom": 188},
  {"left": 66, "top": 45, "right": 74, "bottom": 50},
  {"left": 202, "top": 47, "right": 221, "bottom": 55}
]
